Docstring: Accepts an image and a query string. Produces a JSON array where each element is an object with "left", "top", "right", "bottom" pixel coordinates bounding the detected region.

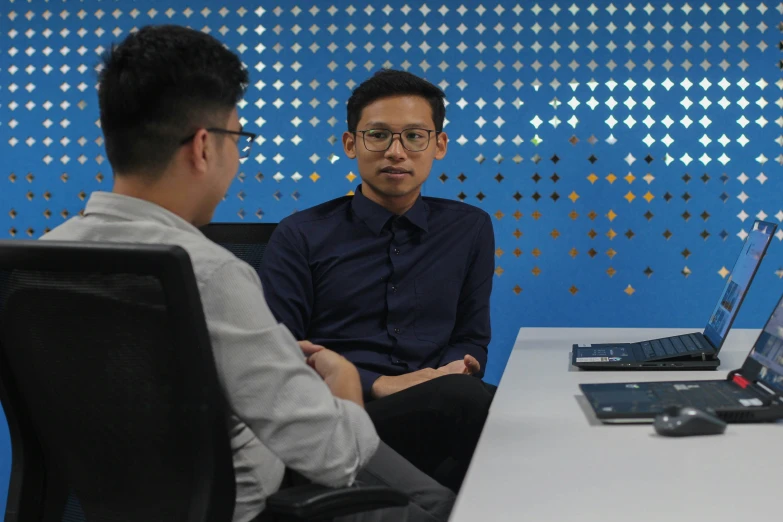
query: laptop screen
[
  {"left": 748, "top": 295, "right": 783, "bottom": 393},
  {"left": 702, "top": 221, "right": 776, "bottom": 349}
]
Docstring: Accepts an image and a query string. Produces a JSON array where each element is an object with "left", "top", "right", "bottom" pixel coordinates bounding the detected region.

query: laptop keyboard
[
  {"left": 641, "top": 334, "right": 709, "bottom": 360},
  {"left": 649, "top": 381, "right": 759, "bottom": 410}
]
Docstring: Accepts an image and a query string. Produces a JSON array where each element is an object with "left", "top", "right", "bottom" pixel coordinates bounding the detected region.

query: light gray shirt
[{"left": 42, "top": 191, "right": 379, "bottom": 522}]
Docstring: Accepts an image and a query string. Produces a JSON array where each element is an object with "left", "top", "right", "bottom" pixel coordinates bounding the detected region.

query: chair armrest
[{"left": 265, "top": 483, "right": 409, "bottom": 521}]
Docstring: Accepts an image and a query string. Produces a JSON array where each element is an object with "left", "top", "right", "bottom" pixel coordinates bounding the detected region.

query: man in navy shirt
[{"left": 261, "top": 70, "right": 495, "bottom": 492}]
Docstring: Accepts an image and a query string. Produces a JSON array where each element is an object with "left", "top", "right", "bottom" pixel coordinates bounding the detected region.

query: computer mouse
[{"left": 653, "top": 406, "right": 727, "bottom": 437}]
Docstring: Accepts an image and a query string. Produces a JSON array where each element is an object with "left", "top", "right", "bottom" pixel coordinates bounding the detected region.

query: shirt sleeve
[
  {"left": 260, "top": 222, "right": 312, "bottom": 340},
  {"left": 201, "top": 259, "right": 379, "bottom": 487},
  {"left": 437, "top": 214, "right": 494, "bottom": 376}
]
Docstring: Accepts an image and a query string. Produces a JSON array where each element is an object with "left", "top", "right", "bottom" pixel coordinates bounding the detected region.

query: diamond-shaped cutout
[
  {"left": 644, "top": 267, "right": 654, "bottom": 278},
  {"left": 512, "top": 191, "right": 523, "bottom": 202},
  {"left": 663, "top": 230, "right": 673, "bottom": 240}
]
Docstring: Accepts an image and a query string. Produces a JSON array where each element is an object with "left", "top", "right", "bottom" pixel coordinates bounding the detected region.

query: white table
[{"left": 450, "top": 328, "right": 783, "bottom": 522}]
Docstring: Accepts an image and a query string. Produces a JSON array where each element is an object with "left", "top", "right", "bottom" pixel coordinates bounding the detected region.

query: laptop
[
  {"left": 572, "top": 220, "right": 777, "bottom": 370},
  {"left": 580, "top": 291, "right": 783, "bottom": 424}
]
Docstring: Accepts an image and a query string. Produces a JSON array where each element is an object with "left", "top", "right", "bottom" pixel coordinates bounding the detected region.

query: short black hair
[
  {"left": 346, "top": 69, "right": 446, "bottom": 133},
  {"left": 98, "top": 25, "right": 249, "bottom": 177}
]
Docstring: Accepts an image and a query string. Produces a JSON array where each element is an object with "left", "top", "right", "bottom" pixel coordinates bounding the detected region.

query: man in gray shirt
[{"left": 42, "top": 25, "right": 454, "bottom": 522}]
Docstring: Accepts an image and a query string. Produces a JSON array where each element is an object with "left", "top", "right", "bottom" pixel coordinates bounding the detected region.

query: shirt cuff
[{"left": 357, "top": 367, "right": 384, "bottom": 402}]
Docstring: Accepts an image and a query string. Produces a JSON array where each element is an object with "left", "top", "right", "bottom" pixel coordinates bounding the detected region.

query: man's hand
[
  {"left": 437, "top": 354, "right": 481, "bottom": 375},
  {"left": 298, "top": 340, "right": 326, "bottom": 356},
  {"left": 306, "top": 348, "right": 364, "bottom": 407},
  {"left": 371, "top": 368, "right": 448, "bottom": 400}
]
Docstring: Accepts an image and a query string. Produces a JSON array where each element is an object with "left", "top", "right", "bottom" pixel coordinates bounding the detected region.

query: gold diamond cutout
[
  {"left": 643, "top": 173, "right": 655, "bottom": 184},
  {"left": 718, "top": 266, "right": 730, "bottom": 279},
  {"left": 568, "top": 191, "right": 579, "bottom": 202},
  {"left": 606, "top": 209, "right": 617, "bottom": 222},
  {"left": 624, "top": 284, "right": 636, "bottom": 295},
  {"left": 624, "top": 172, "right": 636, "bottom": 184},
  {"left": 607, "top": 267, "right": 616, "bottom": 277},
  {"left": 587, "top": 173, "right": 598, "bottom": 184},
  {"left": 569, "top": 210, "right": 579, "bottom": 220},
  {"left": 495, "top": 248, "right": 504, "bottom": 258},
  {"left": 309, "top": 172, "right": 320, "bottom": 182},
  {"left": 588, "top": 229, "right": 597, "bottom": 239},
  {"left": 346, "top": 171, "right": 357, "bottom": 182},
  {"left": 606, "top": 229, "right": 617, "bottom": 240},
  {"left": 494, "top": 210, "right": 505, "bottom": 220},
  {"left": 513, "top": 248, "right": 523, "bottom": 257},
  {"left": 569, "top": 248, "right": 578, "bottom": 258},
  {"left": 643, "top": 191, "right": 654, "bottom": 203},
  {"left": 347, "top": 190, "right": 355, "bottom": 196},
  {"left": 606, "top": 173, "right": 617, "bottom": 184},
  {"left": 532, "top": 248, "right": 542, "bottom": 258},
  {"left": 624, "top": 191, "right": 636, "bottom": 203},
  {"left": 513, "top": 285, "right": 522, "bottom": 294},
  {"left": 532, "top": 210, "right": 542, "bottom": 220},
  {"left": 513, "top": 210, "right": 523, "bottom": 220},
  {"left": 532, "top": 266, "right": 542, "bottom": 277},
  {"left": 494, "top": 266, "right": 504, "bottom": 277},
  {"left": 606, "top": 248, "right": 617, "bottom": 259},
  {"left": 513, "top": 229, "right": 523, "bottom": 239},
  {"left": 550, "top": 229, "right": 560, "bottom": 239},
  {"left": 569, "top": 285, "right": 578, "bottom": 295},
  {"left": 587, "top": 211, "right": 598, "bottom": 220}
]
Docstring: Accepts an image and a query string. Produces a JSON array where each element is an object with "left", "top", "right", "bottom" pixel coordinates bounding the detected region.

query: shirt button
[
  {"left": 394, "top": 327, "right": 401, "bottom": 334},
  {"left": 394, "top": 248, "right": 400, "bottom": 255},
  {"left": 391, "top": 285, "right": 397, "bottom": 293}
]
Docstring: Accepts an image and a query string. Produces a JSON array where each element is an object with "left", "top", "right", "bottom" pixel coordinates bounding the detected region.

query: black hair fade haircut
[
  {"left": 98, "top": 25, "right": 249, "bottom": 178},
  {"left": 346, "top": 69, "right": 446, "bottom": 133}
]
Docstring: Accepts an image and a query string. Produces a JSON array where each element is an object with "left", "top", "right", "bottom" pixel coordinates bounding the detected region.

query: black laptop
[
  {"left": 580, "top": 291, "right": 783, "bottom": 424},
  {"left": 572, "top": 220, "right": 777, "bottom": 370}
]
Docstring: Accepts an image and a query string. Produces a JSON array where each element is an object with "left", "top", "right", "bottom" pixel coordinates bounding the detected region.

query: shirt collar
[
  {"left": 352, "top": 184, "right": 429, "bottom": 236},
  {"left": 82, "top": 191, "right": 204, "bottom": 237}
]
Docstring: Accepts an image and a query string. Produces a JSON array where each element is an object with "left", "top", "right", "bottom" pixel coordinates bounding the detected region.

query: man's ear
[
  {"left": 186, "top": 128, "right": 210, "bottom": 174},
  {"left": 343, "top": 131, "right": 357, "bottom": 159},
  {"left": 434, "top": 131, "right": 448, "bottom": 160}
]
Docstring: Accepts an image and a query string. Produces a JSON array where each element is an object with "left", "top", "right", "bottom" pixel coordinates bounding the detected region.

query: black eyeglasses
[
  {"left": 355, "top": 128, "right": 439, "bottom": 152},
  {"left": 180, "top": 128, "right": 257, "bottom": 159}
]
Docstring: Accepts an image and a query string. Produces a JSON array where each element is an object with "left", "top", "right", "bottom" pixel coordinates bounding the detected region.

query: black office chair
[
  {"left": 0, "top": 240, "right": 406, "bottom": 522},
  {"left": 200, "top": 223, "right": 277, "bottom": 275}
]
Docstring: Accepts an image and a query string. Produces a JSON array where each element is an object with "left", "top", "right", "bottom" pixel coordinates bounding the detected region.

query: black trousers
[{"left": 365, "top": 374, "right": 496, "bottom": 493}]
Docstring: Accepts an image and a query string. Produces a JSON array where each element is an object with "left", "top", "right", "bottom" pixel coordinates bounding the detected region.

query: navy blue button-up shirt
[{"left": 261, "top": 185, "right": 495, "bottom": 399}]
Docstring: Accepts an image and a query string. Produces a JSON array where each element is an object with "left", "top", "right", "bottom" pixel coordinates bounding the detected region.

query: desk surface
[{"left": 450, "top": 328, "right": 783, "bottom": 522}]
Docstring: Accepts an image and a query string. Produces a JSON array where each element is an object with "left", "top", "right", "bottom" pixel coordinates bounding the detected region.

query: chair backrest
[
  {"left": 0, "top": 240, "right": 235, "bottom": 522},
  {"left": 200, "top": 223, "right": 277, "bottom": 275}
]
